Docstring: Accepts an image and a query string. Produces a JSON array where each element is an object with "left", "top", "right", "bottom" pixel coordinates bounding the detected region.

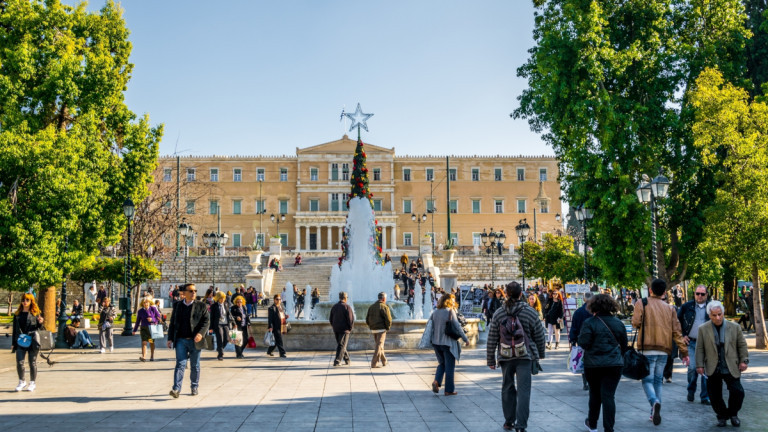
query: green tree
[
  {"left": 690, "top": 68, "right": 768, "bottom": 348},
  {"left": 0, "top": 1, "right": 162, "bottom": 327},
  {"left": 744, "top": 0, "right": 768, "bottom": 96},
  {"left": 514, "top": 0, "right": 749, "bottom": 289}
]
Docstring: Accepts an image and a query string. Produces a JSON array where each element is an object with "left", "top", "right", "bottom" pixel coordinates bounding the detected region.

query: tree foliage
[
  {"left": 70, "top": 255, "right": 161, "bottom": 289},
  {"left": 519, "top": 234, "right": 584, "bottom": 284},
  {"left": 0, "top": 0, "right": 162, "bottom": 291}
]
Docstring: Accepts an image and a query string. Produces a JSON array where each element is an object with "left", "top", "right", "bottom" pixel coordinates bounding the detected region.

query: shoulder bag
[
  {"left": 622, "top": 299, "right": 650, "bottom": 380},
  {"left": 444, "top": 310, "right": 462, "bottom": 341}
]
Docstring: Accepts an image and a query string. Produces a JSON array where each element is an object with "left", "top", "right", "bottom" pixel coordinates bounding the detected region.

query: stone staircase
[{"left": 268, "top": 256, "right": 337, "bottom": 301}]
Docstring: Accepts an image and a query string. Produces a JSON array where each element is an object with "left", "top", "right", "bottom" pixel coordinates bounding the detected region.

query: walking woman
[
  {"left": 132, "top": 297, "right": 161, "bottom": 362},
  {"left": 311, "top": 287, "right": 320, "bottom": 310},
  {"left": 230, "top": 295, "right": 250, "bottom": 359},
  {"left": 266, "top": 294, "right": 287, "bottom": 357},
  {"left": 527, "top": 292, "right": 544, "bottom": 322},
  {"left": 430, "top": 294, "right": 469, "bottom": 396},
  {"left": 209, "top": 291, "right": 233, "bottom": 360},
  {"left": 12, "top": 294, "right": 44, "bottom": 391},
  {"left": 98, "top": 297, "right": 116, "bottom": 353},
  {"left": 578, "top": 294, "right": 628, "bottom": 432},
  {"left": 546, "top": 291, "right": 564, "bottom": 349}
]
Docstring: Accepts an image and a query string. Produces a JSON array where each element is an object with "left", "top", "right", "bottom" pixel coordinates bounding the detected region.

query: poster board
[{"left": 565, "top": 283, "right": 590, "bottom": 294}]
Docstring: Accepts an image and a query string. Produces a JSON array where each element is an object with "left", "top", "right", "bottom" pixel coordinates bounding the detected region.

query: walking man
[
  {"left": 487, "top": 282, "right": 546, "bottom": 432},
  {"left": 329, "top": 291, "right": 354, "bottom": 366},
  {"left": 632, "top": 279, "right": 689, "bottom": 426},
  {"left": 366, "top": 292, "right": 392, "bottom": 368},
  {"left": 166, "top": 283, "right": 210, "bottom": 398},
  {"left": 677, "top": 284, "right": 711, "bottom": 405},
  {"left": 696, "top": 300, "right": 749, "bottom": 427}
]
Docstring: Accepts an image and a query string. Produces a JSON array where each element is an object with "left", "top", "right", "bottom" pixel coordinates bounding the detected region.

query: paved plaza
[{"left": 1, "top": 329, "right": 766, "bottom": 432}]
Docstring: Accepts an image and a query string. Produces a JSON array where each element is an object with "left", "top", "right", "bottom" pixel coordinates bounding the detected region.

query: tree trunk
[
  {"left": 7, "top": 291, "right": 14, "bottom": 315},
  {"left": 38, "top": 286, "right": 57, "bottom": 332},
  {"left": 752, "top": 263, "right": 768, "bottom": 350},
  {"left": 723, "top": 262, "right": 736, "bottom": 315}
]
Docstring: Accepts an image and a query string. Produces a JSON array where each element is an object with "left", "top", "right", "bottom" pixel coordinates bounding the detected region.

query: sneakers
[
  {"left": 15, "top": 381, "right": 26, "bottom": 392},
  {"left": 25, "top": 382, "right": 36, "bottom": 392},
  {"left": 652, "top": 402, "right": 661, "bottom": 425},
  {"left": 109, "top": 347, "right": 113, "bottom": 353},
  {"left": 100, "top": 348, "right": 105, "bottom": 354},
  {"left": 169, "top": 389, "right": 180, "bottom": 398},
  {"left": 584, "top": 418, "right": 597, "bottom": 432}
]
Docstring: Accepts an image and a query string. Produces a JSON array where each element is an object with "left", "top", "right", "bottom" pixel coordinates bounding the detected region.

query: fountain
[
  {"left": 283, "top": 282, "right": 295, "bottom": 321},
  {"left": 303, "top": 285, "right": 312, "bottom": 321}
]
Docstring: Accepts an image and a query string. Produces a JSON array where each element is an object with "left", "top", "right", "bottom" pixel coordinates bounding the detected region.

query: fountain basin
[{"left": 311, "top": 300, "right": 411, "bottom": 322}]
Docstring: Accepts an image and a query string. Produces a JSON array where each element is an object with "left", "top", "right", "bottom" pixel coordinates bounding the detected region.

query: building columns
[{"left": 295, "top": 227, "right": 301, "bottom": 251}]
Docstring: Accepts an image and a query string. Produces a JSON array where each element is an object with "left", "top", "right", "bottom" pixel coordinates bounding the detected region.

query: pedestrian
[
  {"left": 98, "top": 297, "right": 116, "bottom": 354},
  {"left": 677, "top": 284, "right": 711, "bottom": 405},
  {"left": 695, "top": 300, "right": 749, "bottom": 427},
  {"left": 311, "top": 287, "right": 320, "bottom": 310},
  {"left": 487, "top": 282, "right": 546, "bottom": 432},
  {"left": 484, "top": 290, "right": 501, "bottom": 324},
  {"left": 64, "top": 318, "right": 95, "bottom": 349},
  {"left": 70, "top": 299, "right": 83, "bottom": 320},
  {"left": 329, "top": 291, "right": 354, "bottom": 366},
  {"left": 568, "top": 292, "right": 593, "bottom": 391},
  {"left": 400, "top": 253, "right": 409, "bottom": 270},
  {"left": 86, "top": 284, "right": 98, "bottom": 313},
  {"left": 366, "top": 292, "right": 392, "bottom": 368},
  {"left": 526, "top": 292, "right": 544, "bottom": 322},
  {"left": 230, "top": 295, "right": 250, "bottom": 359},
  {"left": 266, "top": 294, "right": 288, "bottom": 358},
  {"left": 632, "top": 278, "right": 689, "bottom": 426},
  {"left": 578, "top": 294, "right": 628, "bottom": 432},
  {"left": 545, "top": 291, "right": 564, "bottom": 349},
  {"left": 132, "top": 297, "right": 162, "bottom": 362},
  {"left": 429, "top": 294, "right": 469, "bottom": 396},
  {"left": 12, "top": 293, "right": 45, "bottom": 392},
  {"left": 166, "top": 283, "right": 211, "bottom": 398},
  {"left": 245, "top": 287, "right": 255, "bottom": 318},
  {"left": 209, "top": 291, "right": 233, "bottom": 360},
  {"left": 96, "top": 284, "right": 107, "bottom": 307}
]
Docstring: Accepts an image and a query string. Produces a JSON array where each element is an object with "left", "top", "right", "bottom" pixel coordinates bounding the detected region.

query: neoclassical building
[{"left": 155, "top": 135, "right": 561, "bottom": 253}]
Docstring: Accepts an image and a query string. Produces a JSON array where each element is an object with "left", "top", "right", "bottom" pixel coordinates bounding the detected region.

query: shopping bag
[
  {"left": 247, "top": 336, "right": 257, "bottom": 349},
  {"left": 263, "top": 330, "right": 275, "bottom": 347},
  {"left": 568, "top": 345, "right": 585, "bottom": 374},
  {"left": 229, "top": 329, "right": 243, "bottom": 346},
  {"left": 149, "top": 324, "right": 164, "bottom": 340},
  {"left": 417, "top": 317, "right": 434, "bottom": 349}
]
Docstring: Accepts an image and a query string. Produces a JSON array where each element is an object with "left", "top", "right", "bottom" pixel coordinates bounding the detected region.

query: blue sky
[{"left": 72, "top": 1, "right": 549, "bottom": 157}]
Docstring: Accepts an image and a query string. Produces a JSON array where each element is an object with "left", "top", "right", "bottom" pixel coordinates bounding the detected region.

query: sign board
[
  {"left": 565, "top": 283, "right": 590, "bottom": 294},
  {"left": 459, "top": 285, "right": 485, "bottom": 318}
]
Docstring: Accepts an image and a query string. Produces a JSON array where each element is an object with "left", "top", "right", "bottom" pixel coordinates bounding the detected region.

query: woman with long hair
[
  {"left": 98, "top": 297, "right": 116, "bottom": 353},
  {"left": 230, "top": 295, "right": 250, "bottom": 359},
  {"left": 132, "top": 297, "right": 161, "bottom": 362},
  {"left": 527, "top": 293, "right": 544, "bottom": 321},
  {"left": 429, "top": 294, "right": 469, "bottom": 396},
  {"left": 546, "top": 291, "right": 564, "bottom": 349},
  {"left": 12, "top": 293, "right": 44, "bottom": 391}
]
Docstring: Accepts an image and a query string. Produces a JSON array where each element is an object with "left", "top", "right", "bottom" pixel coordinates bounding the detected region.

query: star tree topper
[{"left": 344, "top": 103, "right": 374, "bottom": 132}]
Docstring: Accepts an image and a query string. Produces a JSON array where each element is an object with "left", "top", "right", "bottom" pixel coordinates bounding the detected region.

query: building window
[
  {"left": 342, "top": 163, "right": 350, "bottom": 181},
  {"left": 426, "top": 199, "right": 435, "bottom": 212},
  {"left": 539, "top": 168, "right": 548, "bottom": 182},
  {"left": 517, "top": 168, "right": 525, "bottom": 181},
  {"left": 163, "top": 233, "right": 172, "bottom": 247},
  {"left": 517, "top": 199, "right": 526, "bottom": 213},
  {"left": 426, "top": 168, "right": 434, "bottom": 182},
  {"left": 494, "top": 168, "right": 502, "bottom": 181},
  {"left": 186, "top": 168, "right": 196, "bottom": 182},
  {"left": 233, "top": 168, "right": 242, "bottom": 182},
  {"left": 208, "top": 168, "right": 217, "bottom": 182},
  {"left": 280, "top": 168, "right": 288, "bottom": 182},
  {"left": 163, "top": 168, "right": 172, "bottom": 182},
  {"left": 279, "top": 233, "right": 288, "bottom": 247},
  {"left": 450, "top": 233, "right": 458, "bottom": 246},
  {"left": 403, "top": 168, "right": 411, "bottom": 182},
  {"left": 233, "top": 200, "right": 242, "bottom": 215},
  {"left": 162, "top": 201, "right": 172, "bottom": 214},
  {"left": 472, "top": 200, "right": 480, "bottom": 214},
  {"left": 449, "top": 200, "right": 458, "bottom": 214},
  {"left": 495, "top": 200, "right": 504, "bottom": 214},
  {"left": 232, "top": 233, "right": 241, "bottom": 247},
  {"left": 471, "top": 168, "right": 479, "bottom": 182},
  {"left": 279, "top": 199, "right": 288, "bottom": 214},
  {"left": 186, "top": 200, "right": 195, "bottom": 215},
  {"left": 255, "top": 200, "right": 266, "bottom": 214},
  {"left": 373, "top": 199, "right": 382, "bottom": 211},
  {"left": 309, "top": 199, "right": 319, "bottom": 212},
  {"left": 331, "top": 193, "right": 340, "bottom": 212},
  {"left": 540, "top": 201, "right": 549, "bottom": 213},
  {"left": 257, "top": 168, "right": 265, "bottom": 181},
  {"left": 472, "top": 232, "right": 482, "bottom": 246},
  {"left": 254, "top": 233, "right": 265, "bottom": 249},
  {"left": 449, "top": 168, "right": 457, "bottom": 181},
  {"left": 310, "top": 168, "right": 318, "bottom": 181},
  {"left": 331, "top": 163, "right": 339, "bottom": 181},
  {"left": 209, "top": 200, "right": 219, "bottom": 215},
  {"left": 373, "top": 168, "right": 381, "bottom": 181},
  {"left": 403, "top": 199, "right": 412, "bottom": 214},
  {"left": 403, "top": 233, "right": 413, "bottom": 246}
]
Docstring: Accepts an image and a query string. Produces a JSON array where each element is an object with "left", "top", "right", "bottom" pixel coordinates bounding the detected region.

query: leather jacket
[{"left": 632, "top": 296, "right": 688, "bottom": 357}]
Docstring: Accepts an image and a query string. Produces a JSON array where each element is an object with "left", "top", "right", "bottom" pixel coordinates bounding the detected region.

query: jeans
[
  {"left": 16, "top": 346, "right": 39, "bottom": 381},
  {"left": 585, "top": 366, "right": 622, "bottom": 432},
  {"left": 246, "top": 304, "right": 253, "bottom": 317},
  {"left": 173, "top": 338, "right": 201, "bottom": 391},
  {"left": 433, "top": 344, "right": 456, "bottom": 393},
  {"left": 686, "top": 340, "right": 708, "bottom": 400},
  {"left": 73, "top": 331, "right": 93, "bottom": 348},
  {"left": 500, "top": 359, "right": 532, "bottom": 429},
  {"left": 707, "top": 372, "right": 745, "bottom": 419},
  {"left": 334, "top": 332, "right": 350, "bottom": 365},
  {"left": 641, "top": 354, "right": 667, "bottom": 406}
]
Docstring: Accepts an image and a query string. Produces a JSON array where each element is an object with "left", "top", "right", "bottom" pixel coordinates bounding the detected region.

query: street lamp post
[
  {"left": 574, "top": 205, "right": 594, "bottom": 284},
  {"left": 270, "top": 213, "right": 286, "bottom": 245},
  {"left": 411, "top": 213, "right": 427, "bottom": 259},
  {"left": 121, "top": 198, "right": 135, "bottom": 336},
  {"left": 515, "top": 219, "right": 531, "bottom": 289},
  {"left": 480, "top": 228, "right": 506, "bottom": 288},
  {"left": 203, "top": 205, "right": 229, "bottom": 290},
  {"left": 636, "top": 170, "right": 670, "bottom": 278},
  {"left": 179, "top": 218, "right": 193, "bottom": 284},
  {"left": 55, "top": 235, "right": 69, "bottom": 348}
]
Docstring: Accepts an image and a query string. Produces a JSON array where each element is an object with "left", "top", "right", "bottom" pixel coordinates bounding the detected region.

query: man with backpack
[{"left": 487, "top": 282, "right": 547, "bottom": 432}]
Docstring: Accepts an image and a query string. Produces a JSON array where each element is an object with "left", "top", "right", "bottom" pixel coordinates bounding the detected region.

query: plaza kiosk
[{"left": 563, "top": 283, "right": 591, "bottom": 333}]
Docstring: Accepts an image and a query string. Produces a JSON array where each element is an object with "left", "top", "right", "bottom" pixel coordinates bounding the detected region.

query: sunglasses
[
  {"left": 186, "top": 290, "right": 197, "bottom": 293},
  {"left": 695, "top": 293, "right": 707, "bottom": 296},
  {"left": 21, "top": 299, "right": 31, "bottom": 302}
]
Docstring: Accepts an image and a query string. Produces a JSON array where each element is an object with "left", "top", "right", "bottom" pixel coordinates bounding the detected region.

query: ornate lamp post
[
  {"left": 179, "top": 218, "right": 193, "bottom": 284},
  {"left": 121, "top": 198, "right": 135, "bottom": 336},
  {"left": 55, "top": 235, "right": 69, "bottom": 348},
  {"left": 270, "top": 213, "right": 286, "bottom": 244},
  {"left": 411, "top": 213, "right": 427, "bottom": 259},
  {"left": 480, "top": 228, "right": 506, "bottom": 288},
  {"left": 636, "top": 170, "right": 670, "bottom": 278},
  {"left": 515, "top": 219, "right": 531, "bottom": 288},
  {"left": 574, "top": 205, "right": 594, "bottom": 284},
  {"left": 202, "top": 206, "right": 228, "bottom": 291}
]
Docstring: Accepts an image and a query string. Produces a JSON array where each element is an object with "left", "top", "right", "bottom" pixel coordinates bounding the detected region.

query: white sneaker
[
  {"left": 25, "top": 382, "right": 35, "bottom": 392},
  {"left": 109, "top": 347, "right": 113, "bottom": 353},
  {"left": 15, "top": 381, "right": 26, "bottom": 391},
  {"left": 100, "top": 348, "right": 105, "bottom": 353}
]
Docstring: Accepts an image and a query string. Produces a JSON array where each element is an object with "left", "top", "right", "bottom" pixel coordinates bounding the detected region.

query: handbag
[
  {"left": 247, "top": 336, "right": 257, "bottom": 349},
  {"left": 17, "top": 334, "right": 32, "bottom": 348},
  {"left": 195, "top": 334, "right": 214, "bottom": 351},
  {"left": 418, "top": 316, "right": 434, "bottom": 349},
  {"left": 568, "top": 345, "right": 585, "bottom": 374},
  {"left": 444, "top": 311, "right": 462, "bottom": 341},
  {"left": 149, "top": 324, "right": 164, "bottom": 340},
  {"left": 263, "top": 330, "right": 275, "bottom": 347},
  {"left": 622, "top": 299, "right": 650, "bottom": 380},
  {"left": 35, "top": 330, "right": 54, "bottom": 351}
]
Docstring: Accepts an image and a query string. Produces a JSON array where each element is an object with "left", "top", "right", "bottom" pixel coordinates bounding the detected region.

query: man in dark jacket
[
  {"left": 487, "top": 282, "right": 546, "bottom": 432},
  {"left": 166, "top": 283, "right": 210, "bottom": 398},
  {"left": 568, "top": 292, "right": 593, "bottom": 391},
  {"left": 267, "top": 294, "right": 287, "bottom": 358},
  {"left": 366, "top": 292, "right": 392, "bottom": 368},
  {"left": 677, "top": 284, "right": 711, "bottom": 405},
  {"left": 329, "top": 291, "right": 355, "bottom": 366}
]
